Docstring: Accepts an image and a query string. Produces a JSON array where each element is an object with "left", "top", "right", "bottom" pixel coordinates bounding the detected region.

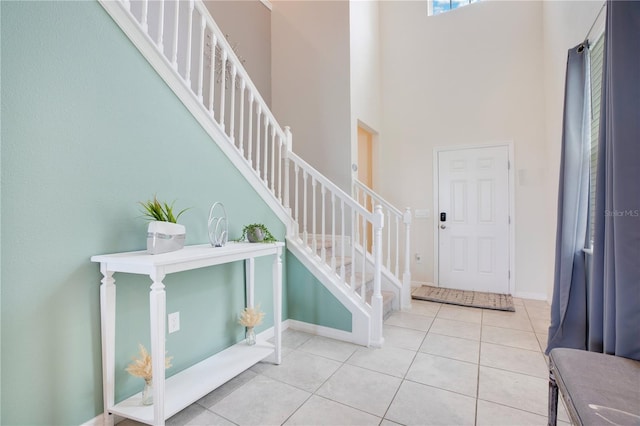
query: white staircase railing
[
  {"left": 99, "top": 0, "right": 386, "bottom": 346},
  {"left": 353, "top": 180, "right": 412, "bottom": 309}
]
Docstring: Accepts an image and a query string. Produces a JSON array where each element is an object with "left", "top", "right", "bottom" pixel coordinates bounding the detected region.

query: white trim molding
[{"left": 287, "top": 319, "right": 356, "bottom": 344}]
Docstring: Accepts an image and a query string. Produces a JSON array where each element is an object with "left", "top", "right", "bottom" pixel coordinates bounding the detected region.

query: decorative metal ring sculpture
[{"left": 208, "top": 202, "right": 228, "bottom": 247}]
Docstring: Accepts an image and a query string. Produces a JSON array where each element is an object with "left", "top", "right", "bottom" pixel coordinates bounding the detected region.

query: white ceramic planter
[{"left": 147, "top": 221, "right": 186, "bottom": 254}]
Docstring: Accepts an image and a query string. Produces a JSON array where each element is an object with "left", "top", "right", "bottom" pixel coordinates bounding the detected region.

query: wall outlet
[
  {"left": 168, "top": 312, "right": 180, "bottom": 333},
  {"left": 415, "top": 253, "right": 423, "bottom": 264}
]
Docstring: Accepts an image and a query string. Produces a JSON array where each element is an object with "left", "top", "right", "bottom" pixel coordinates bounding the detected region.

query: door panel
[{"left": 437, "top": 146, "right": 510, "bottom": 293}]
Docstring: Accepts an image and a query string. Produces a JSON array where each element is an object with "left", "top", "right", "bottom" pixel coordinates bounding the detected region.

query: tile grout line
[
  {"left": 474, "top": 309, "right": 485, "bottom": 426},
  {"left": 378, "top": 301, "right": 441, "bottom": 424}
]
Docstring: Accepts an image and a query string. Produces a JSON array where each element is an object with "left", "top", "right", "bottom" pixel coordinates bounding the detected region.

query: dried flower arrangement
[
  {"left": 238, "top": 305, "right": 265, "bottom": 328},
  {"left": 125, "top": 343, "right": 173, "bottom": 382}
]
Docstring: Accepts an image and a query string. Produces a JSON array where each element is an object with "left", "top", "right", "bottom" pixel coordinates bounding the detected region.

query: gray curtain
[
  {"left": 588, "top": 0, "right": 640, "bottom": 360},
  {"left": 546, "top": 43, "right": 591, "bottom": 354}
]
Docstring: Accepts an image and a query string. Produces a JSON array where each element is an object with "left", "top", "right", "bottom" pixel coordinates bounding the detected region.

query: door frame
[
  {"left": 432, "top": 142, "right": 516, "bottom": 294},
  {"left": 355, "top": 120, "right": 379, "bottom": 190}
]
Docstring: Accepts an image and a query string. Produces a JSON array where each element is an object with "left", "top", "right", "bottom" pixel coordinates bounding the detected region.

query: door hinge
[
  {"left": 508, "top": 216, "right": 511, "bottom": 224},
  {"left": 508, "top": 160, "right": 511, "bottom": 170},
  {"left": 508, "top": 270, "right": 511, "bottom": 279}
]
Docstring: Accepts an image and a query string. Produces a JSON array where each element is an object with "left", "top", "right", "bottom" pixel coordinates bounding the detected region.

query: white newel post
[
  {"left": 371, "top": 205, "right": 385, "bottom": 347},
  {"left": 402, "top": 207, "right": 412, "bottom": 310},
  {"left": 150, "top": 269, "right": 167, "bottom": 425}
]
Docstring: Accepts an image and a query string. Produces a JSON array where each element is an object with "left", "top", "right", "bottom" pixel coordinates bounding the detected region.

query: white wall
[
  {"left": 204, "top": 0, "right": 272, "bottom": 105},
  {"left": 350, "top": 0, "right": 383, "bottom": 183},
  {"left": 379, "top": 0, "right": 548, "bottom": 298},
  {"left": 271, "top": 0, "right": 352, "bottom": 192},
  {"left": 542, "top": 0, "right": 605, "bottom": 300}
]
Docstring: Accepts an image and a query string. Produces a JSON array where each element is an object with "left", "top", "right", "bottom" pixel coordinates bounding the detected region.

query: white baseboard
[
  {"left": 411, "top": 280, "right": 432, "bottom": 288},
  {"left": 514, "top": 291, "right": 548, "bottom": 301},
  {"left": 286, "top": 319, "right": 358, "bottom": 344},
  {"left": 81, "top": 413, "right": 125, "bottom": 426},
  {"left": 80, "top": 414, "right": 103, "bottom": 426}
]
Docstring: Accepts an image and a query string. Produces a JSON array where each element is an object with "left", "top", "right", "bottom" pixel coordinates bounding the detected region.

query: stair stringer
[
  {"left": 98, "top": 0, "right": 292, "bottom": 229},
  {"left": 286, "top": 236, "right": 372, "bottom": 347}
]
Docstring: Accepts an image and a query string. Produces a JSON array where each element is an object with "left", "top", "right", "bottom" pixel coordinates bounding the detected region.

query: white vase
[{"left": 147, "top": 221, "right": 186, "bottom": 254}]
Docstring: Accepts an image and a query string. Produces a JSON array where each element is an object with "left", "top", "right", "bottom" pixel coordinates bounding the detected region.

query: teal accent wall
[
  {"left": 286, "top": 252, "right": 352, "bottom": 332},
  {"left": 1, "top": 2, "right": 284, "bottom": 424}
]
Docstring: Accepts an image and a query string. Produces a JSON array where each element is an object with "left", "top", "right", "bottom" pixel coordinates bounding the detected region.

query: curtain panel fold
[
  {"left": 547, "top": 43, "right": 591, "bottom": 354},
  {"left": 588, "top": 0, "right": 640, "bottom": 360}
]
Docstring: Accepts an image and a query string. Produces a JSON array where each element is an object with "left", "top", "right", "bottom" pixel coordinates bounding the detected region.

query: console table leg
[
  {"left": 273, "top": 247, "right": 282, "bottom": 364},
  {"left": 150, "top": 270, "right": 166, "bottom": 426},
  {"left": 100, "top": 267, "right": 116, "bottom": 426},
  {"left": 246, "top": 258, "right": 255, "bottom": 308}
]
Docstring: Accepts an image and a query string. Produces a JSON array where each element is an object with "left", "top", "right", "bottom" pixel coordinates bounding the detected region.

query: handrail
[
  {"left": 353, "top": 180, "right": 403, "bottom": 218},
  {"left": 291, "top": 153, "right": 373, "bottom": 220},
  {"left": 192, "top": 1, "right": 286, "bottom": 142}
]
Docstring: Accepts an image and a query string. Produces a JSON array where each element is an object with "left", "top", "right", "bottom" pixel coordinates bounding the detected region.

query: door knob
[{"left": 440, "top": 224, "right": 446, "bottom": 229}]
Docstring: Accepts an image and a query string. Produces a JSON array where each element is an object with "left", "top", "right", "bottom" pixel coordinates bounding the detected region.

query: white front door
[{"left": 437, "top": 146, "right": 511, "bottom": 293}]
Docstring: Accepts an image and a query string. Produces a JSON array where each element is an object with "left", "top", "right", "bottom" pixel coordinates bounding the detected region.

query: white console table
[{"left": 91, "top": 242, "right": 284, "bottom": 426}]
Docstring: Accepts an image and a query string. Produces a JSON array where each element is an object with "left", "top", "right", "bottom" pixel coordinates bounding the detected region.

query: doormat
[{"left": 412, "top": 285, "right": 515, "bottom": 312}]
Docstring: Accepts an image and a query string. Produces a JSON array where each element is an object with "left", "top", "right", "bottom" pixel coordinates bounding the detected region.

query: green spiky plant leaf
[{"left": 139, "top": 196, "right": 189, "bottom": 223}]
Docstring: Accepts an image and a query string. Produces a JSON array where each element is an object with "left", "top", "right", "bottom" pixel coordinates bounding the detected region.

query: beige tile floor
[{"left": 121, "top": 298, "right": 570, "bottom": 426}]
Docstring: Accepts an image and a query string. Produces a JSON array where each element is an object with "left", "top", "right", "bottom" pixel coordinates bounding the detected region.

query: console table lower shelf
[{"left": 111, "top": 340, "right": 275, "bottom": 424}]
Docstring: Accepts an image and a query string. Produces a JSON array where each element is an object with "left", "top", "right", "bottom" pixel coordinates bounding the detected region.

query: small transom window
[{"left": 429, "top": 0, "right": 480, "bottom": 16}]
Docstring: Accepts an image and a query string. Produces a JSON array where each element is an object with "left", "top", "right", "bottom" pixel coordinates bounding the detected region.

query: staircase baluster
[
  {"left": 157, "top": 0, "right": 165, "bottom": 52},
  {"left": 312, "top": 178, "right": 317, "bottom": 255},
  {"left": 238, "top": 80, "right": 245, "bottom": 157},
  {"left": 271, "top": 128, "right": 276, "bottom": 193},
  {"left": 255, "top": 105, "right": 261, "bottom": 177},
  {"left": 361, "top": 215, "right": 367, "bottom": 302},
  {"left": 350, "top": 209, "right": 356, "bottom": 292},
  {"left": 185, "top": 0, "right": 194, "bottom": 86},
  {"left": 340, "top": 198, "right": 345, "bottom": 280},
  {"left": 403, "top": 208, "right": 412, "bottom": 310},
  {"left": 171, "top": 0, "right": 179, "bottom": 68},
  {"left": 331, "top": 193, "right": 336, "bottom": 273},
  {"left": 219, "top": 50, "right": 227, "bottom": 132},
  {"left": 277, "top": 134, "right": 282, "bottom": 203},
  {"left": 302, "top": 171, "right": 308, "bottom": 245},
  {"left": 229, "top": 65, "right": 237, "bottom": 144},
  {"left": 294, "top": 162, "right": 300, "bottom": 239},
  {"left": 141, "top": 0, "right": 149, "bottom": 32},
  {"left": 284, "top": 127, "right": 292, "bottom": 211},
  {"left": 388, "top": 213, "right": 400, "bottom": 276},
  {"left": 263, "top": 115, "right": 269, "bottom": 183},
  {"left": 321, "top": 185, "right": 326, "bottom": 263},
  {"left": 207, "top": 34, "right": 216, "bottom": 114},
  {"left": 247, "top": 94, "right": 253, "bottom": 166},
  {"left": 386, "top": 211, "right": 391, "bottom": 269},
  {"left": 196, "top": 15, "right": 205, "bottom": 102}
]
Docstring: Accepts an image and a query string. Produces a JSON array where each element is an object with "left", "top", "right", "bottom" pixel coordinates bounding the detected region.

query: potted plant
[
  {"left": 237, "top": 223, "right": 277, "bottom": 243},
  {"left": 140, "top": 196, "right": 189, "bottom": 254}
]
